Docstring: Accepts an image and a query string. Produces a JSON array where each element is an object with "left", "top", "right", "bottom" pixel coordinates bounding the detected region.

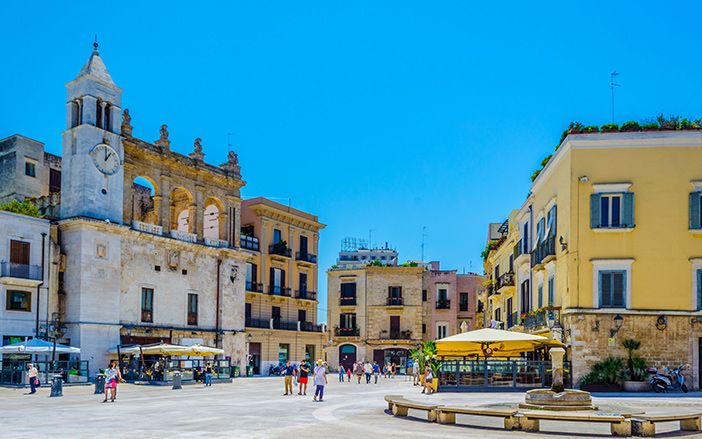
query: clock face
[{"left": 89, "top": 144, "right": 120, "bottom": 175}]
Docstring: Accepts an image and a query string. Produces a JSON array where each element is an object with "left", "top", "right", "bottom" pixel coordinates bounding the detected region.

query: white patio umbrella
[{"left": 0, "top": 338, "right": 80, "bottom": 354}]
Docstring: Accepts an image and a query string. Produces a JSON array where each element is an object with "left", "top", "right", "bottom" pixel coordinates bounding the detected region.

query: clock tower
[{"left": 60, "top": 42, "right": 124, "bottom": 223}]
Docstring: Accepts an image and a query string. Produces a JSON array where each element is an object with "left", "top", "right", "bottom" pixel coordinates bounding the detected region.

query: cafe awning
[
  {"left": 435, "top": 328, "right": 563, "bottom": 358},
  {"left": 0, "top": 338, "right": 81, "bottom": 354},
  {"left": 108, "top": 343, "right": 223, "bottom": 357}
]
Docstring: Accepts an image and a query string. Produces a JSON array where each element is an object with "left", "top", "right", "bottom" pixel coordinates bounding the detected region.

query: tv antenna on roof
[
  {"left": 610, "top": 71, "right": 621, "bottom": 123},
  {"left": 420, "top": 226, "right": 427, "bottom": 262}
]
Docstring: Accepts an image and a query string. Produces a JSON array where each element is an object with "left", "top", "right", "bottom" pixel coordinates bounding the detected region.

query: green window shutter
[
  {"left": 537, "top": 285, "right": 543, "bottom": 308},
  {"left": 622, "top": 192, "right": 635, "bottom": 228},
  {"left": 690, "top": 192, "right": 702, "bottom": 230},
  {"left": 590, "top": 194, "right": 601, "bottom": 228}
]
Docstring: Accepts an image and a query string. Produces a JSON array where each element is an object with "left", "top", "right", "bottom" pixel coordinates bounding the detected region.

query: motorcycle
[
  {"left": 268, "top": 364, "right": 283, "bottom": 376},
  {"left": 647, "top": 364, "right": 689, "bottom": 393}
]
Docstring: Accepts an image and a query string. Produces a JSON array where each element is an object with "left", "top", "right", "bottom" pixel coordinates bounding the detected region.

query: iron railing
[
  {"left": 386, "top": 297, "right": 403, "bottom": 306},
  {"left": 523, "top": 307, "right": 561, "bottom": 331},
  {"left": 377, "top": 330, "right": 413, "bottom": 340},
  {"left": 531, "top": 236, "right": 556, "bottom": 267},
  {"left": 300, "top": 322, "right": 323, "bottom": 332},
  {"left": 295, "top": 252, "right": 317, "bottom": 263},
  {"left": 295, "top": 290, "right": 317, "bottom": 300},
  {"left": 496, "top": 272, "right": 515, "bottom": 290},
  {"left": 436, "top": 299, "right": 451, "bottom": 309},
  {"left": 0, "top": 360, "right": 90, "bottom": 385},
  {"left": 340, "top": 296, "right": 357, "bottom": 306},
  {"left": 268, "top": 285, "right": 292, "bottom": 297},
  {"left": 269, "top": 244, "right": 292, "bottom": 257},
  {"left": 246, "top": 318, "right": 270, "bottom": 329},
  {"left": 335, "top": 327, "right": 360, "bottom": 337},
  {"left": 0, "top": 262, "right": 42, "bottom": 281},
  {"left": 272, "top": 319, "right": 298, "bottom": 331},
  {"left": 246, "top": 281, "right": 263, "bottom": 292},
  {"left": 438, "top": 359, "right": 571, "bottom": 390}
]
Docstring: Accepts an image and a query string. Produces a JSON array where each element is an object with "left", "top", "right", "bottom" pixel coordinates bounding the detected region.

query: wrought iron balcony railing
[
  {"left": 386, "top": 297, "right": 403, "bottom": 306},
  {"left": 295, "top": 252, "right": 317, "bottom": 264},
  {"left": 435, "top": 299, "right": 451, "bottom": 309}
]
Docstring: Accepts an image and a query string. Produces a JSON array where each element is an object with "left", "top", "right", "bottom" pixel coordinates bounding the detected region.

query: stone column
[
  {"left": 220, "top": 205, "right": 229, "bottom": 242},
  {"left": 152, "top": 195, "right": 162, "bottom": 229},
  {"left": 126, "top": 186, "right": 135, "bottom": 225},
  {"left": 194, "top": 186, "right": 204, "bottom": 239},
  {"left": 160, "top": 176, "right": 172, "bottom": 233},
  {"left": 111, "top": 105, "right": 122, "bottom": 135},
  {"left": 100, "top": 101, "right": 107, "bottom": 128},
  {"left": 288, "top": 225, "right": 296, "bottom": 295},
  {"left": 82, "top": 95, "right": 97, "bottom": 126},
  {"left": 549, "top": 347, "right": 566, "bottom": 392},
  {"left": 260, "top": 219, "right": 268, "bottom": 289}
]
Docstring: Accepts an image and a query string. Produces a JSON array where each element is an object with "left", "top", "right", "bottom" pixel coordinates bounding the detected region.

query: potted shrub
[
  {"left": 680, "top": 118, "right": 701, "bottom": 130},
  {"left": 621, "top": 339, "right": 648, "bottom": 391},
  {"left": 566, "top": 121, "right": 584, "bottom": 135},
  {"left": 620, "top": 121, "right": 641, "bottom": 132},
  {"left": 657, "top": 114, "right": 680, "bottom": 131},
  {"left": 581, "top": 125, "right": 600, "bottom": 134},
  {"left": 579, "top": 357, "right": 624, "bottom": 392},
  {"left": 600, "top": 123, "right": 619, "bottom": 133},
  {"left": 641, "top": 122, "right": 659, "bottom": 131}
]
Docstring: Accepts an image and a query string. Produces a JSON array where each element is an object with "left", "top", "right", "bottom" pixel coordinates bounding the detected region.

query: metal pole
[{"left": 35, "top": 232, "right": 47, "bottom": 338}]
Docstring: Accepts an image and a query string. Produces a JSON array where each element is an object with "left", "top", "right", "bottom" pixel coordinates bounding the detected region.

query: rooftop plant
[{"left": 0, "top": 199, "right": 41, "bottom": 218}]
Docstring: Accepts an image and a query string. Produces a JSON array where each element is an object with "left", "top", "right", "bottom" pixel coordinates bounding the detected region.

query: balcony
[
  {"left": 496, "top": 272, "right": 515, "bottom": 291},
  {"left": 170, "top": 229, "right": 197, "bottom": 243},
  {"left": 300, "top": 322, "right": 323, "bottom": 332},
  {"left": 295, "top": 252, "right": 317, "bottom": 264},
  {"left": 435, "top": 299, "right": 451, "bottom": 310},
  {"left": 339, "top": 296, "right": 357, "bottom": 306},
  {"left": 272, "top": 319, "right": 298, "bottom": 331},
  {"left": 335, "top": 327, "right": 360, "bottom": 337},
  {"left": 459, "top": 302, "right": 469, "bottom": 313},
  {"left": 386, "top": 297, "right": 403, "bottom": 306},
  {"left": 523, "top": 307, "right": 561, "bottom": 331},
  {"left": 245, "top": 317, "right": 271, "bottom": 329},
  {"left": 0, "top": 262, "right": 42, "bottom": 286},
  {"left": 204, "top": 237, "right": 228, "bottom": 248},
  {"left": 531, "top": 236, "right": 556, "bottom": 267},
  {"left": 268, "top": 285, "right": 292, "bottom": 297},
  {"left": 295, "top": 290, "right": 317, "bottom": 301},
  {"left": 132, "top": 220, "right": 163, "bottom": 236},
  {"left": 245, "top": 281, "right": 263, "bottom": 293},
  {"left": 269, "top": 243, "right": 292, "bottom": 258},
  {"left": 141, "top": 310, "right": 153, "bottom": 323},
  {"left": 240, "top": 235, "right": 260, "bottom": 251},
  {"left": 377, "top": 330, "right": 413, "bottom": 340}
]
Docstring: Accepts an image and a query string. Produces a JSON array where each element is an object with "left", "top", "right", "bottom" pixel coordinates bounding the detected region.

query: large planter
[
  {"left": 623, "top": 380, "right": 649, "bottom": 392},
  {"left": 580, "top": 383, "right": 621, "bottom": 392}
]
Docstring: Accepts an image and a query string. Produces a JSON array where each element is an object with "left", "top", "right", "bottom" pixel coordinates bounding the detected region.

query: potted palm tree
[
  {"left": 621, "top": 339, "right": 648, "bottom": 392},
  {"left": 579, "top": 357, "right": 624, "bottom": 392}
]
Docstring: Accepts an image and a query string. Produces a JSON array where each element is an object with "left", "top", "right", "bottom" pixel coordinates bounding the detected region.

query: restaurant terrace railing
[{"left": 438, "top": 359, "right": 571, "bottom": 391}]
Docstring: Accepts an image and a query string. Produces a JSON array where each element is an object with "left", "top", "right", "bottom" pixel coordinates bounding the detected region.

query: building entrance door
[
  {"left": 339, "top": 344, "right": 356, "bottom": 371},
  {"left": 249, "top": 342, "right": 261, "bottom": 375}
]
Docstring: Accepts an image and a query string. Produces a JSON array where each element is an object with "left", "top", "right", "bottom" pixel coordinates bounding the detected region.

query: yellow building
[
  {"left": 240, "top": 197, "right": 326, "bottom": 374},
  {"left": 490, "top": 130, "right": 702, "bottom": 387},
  {"left": 326, "top": 265, "right": 424, "bottom": 373},
  {"left": 482, "top": 214, "right": 520, "bottom": 330}
]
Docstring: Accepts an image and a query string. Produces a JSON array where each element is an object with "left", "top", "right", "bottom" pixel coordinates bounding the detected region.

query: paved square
[{"left": 2, "top": 377, "right": 702, "bottom": 438}]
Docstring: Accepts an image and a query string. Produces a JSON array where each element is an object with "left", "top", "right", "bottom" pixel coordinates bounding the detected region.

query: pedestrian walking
[
  {"left": 372, "top": 361, "right": 380, "bottom": 384},
  {"left": 353, "top": 361, "right": 363, "bottom": 384},
  {"left": 422, "top": 366, "right": 434, "bottom": 394},
  {"left": 412, "top": 360, "right": 420, "bottom": 386},
  {"left": 204, "top": 362, "right": 214, "bottom": 386},
  {"left": 338, "top": 364, "right": 345, "bottom": 382},
  {"left": 282, "top": 360, "right": 295, "bottom": 395},
  {"left": 26, "top": 363, "right": 39, "bottom": 394},
  {"left": 298, "top": 360, "right": 310, "bottom": 395},
  {"left": 103, "top": 361, "right": 124, "bottom": 402},
  {"left": 346, "top": 365, "right": 352, "bottom": 382},
  {"left": 383, "top": 363, "right": 388, "bottom": 378},
  {"left": 390, "top": 362, "right": 396, "bottom": 378},
  {"left": 364, "top": 361, "right": 372, "bottom": 384},
  {"left": 312, "top": 360, "right": 327, "bottom": 402}
]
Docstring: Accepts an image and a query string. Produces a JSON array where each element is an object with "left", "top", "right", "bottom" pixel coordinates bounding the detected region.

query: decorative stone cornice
[{"left": 249, "top": 204, "right": 324, "bottom": 231}]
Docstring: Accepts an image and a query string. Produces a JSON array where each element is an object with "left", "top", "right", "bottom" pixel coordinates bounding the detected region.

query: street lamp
[{"left": 610, "top": 314, "right": 624, "bottom": 337}]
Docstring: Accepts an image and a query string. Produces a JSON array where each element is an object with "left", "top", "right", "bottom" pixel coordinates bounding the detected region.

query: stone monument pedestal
[{"left": 520, "top": 388, "right": 597, "bottom": 411}]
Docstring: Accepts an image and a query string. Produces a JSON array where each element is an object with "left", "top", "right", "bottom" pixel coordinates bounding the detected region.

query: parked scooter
[
  {"left": 268, "top": 364, "right": 283, "bottom": 376},
  {"left": 647, "top": 364, "right": 689, "bottom": 393}
]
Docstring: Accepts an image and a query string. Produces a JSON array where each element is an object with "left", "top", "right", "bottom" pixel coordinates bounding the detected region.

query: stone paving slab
[{"left": 1, "top": 377, "right": 702, "bottom": 438}]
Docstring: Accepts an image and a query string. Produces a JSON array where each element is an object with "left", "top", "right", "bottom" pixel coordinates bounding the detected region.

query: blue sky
[{"left": 2, "top": 1, "right": 701, "bottom": 320}]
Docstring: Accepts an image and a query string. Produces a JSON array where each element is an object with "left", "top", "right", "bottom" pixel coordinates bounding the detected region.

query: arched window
[
  {"left": 203, "top": 204, "right": 220, "bottom": 240},
  {"left": 177, "top": 210, "right": 189, "bottom": 232},
  {"left": 104, "top": 104, "right": 111, "bottom": 132},
  {"left": 70, "top": 100, "right": 80, "bottom": 128},
  {"left": 96, "top": 99, "right": 103, "bottom": 129}
]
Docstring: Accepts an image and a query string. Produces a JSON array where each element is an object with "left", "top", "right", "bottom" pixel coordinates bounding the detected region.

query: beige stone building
[
  {"left": 241, "top": 198, "right": 325, "bottom": 373},
  {"left": 326, "top": 265, "right": 423, "bottom": 373}
]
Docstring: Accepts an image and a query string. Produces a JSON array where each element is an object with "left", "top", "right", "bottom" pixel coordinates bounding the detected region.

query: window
[
  {"left": 537, "top": 284, "right": 543, "bottom": 308},
  {"left": 494, "top": 308, "right": 501, "bottom": 323},
  {"left": 535, "top": 217, "right": 545, "bottom": 247},
  {"left": 388, "top": 286, "right": 402, "bottom": 298},
  {"left": 273, "top": 229, "right": 282, "bottom": 245},
  {"left": 187, "top": 293, "right": 198, "bottom": 325},
  {"left": 6, "top": 290, "right": 30, "bottom": 312},
  {"left": 459, "top": 292, "right": 469, "bottom": 312},
  {"left": 49, "top": 169, "right": 61, "bottom": 193},
  {"left": 272, "top": 306, "right": 281, "bottom": 329},
  {"left": 506, "top": 298, "right": 513, "bottom": 327},
  {"left": 422, "top": 323, "right": 426, "bottom": 334},
  {"left": 697, "top": 269, "right": 702, "bottom": 311},
  {"left": 422, "top": 289, "right": 427, "bottom": 302},
  {"left": 245, "top": 262, "right": 258, "bottom": 290},
  {"left": 278, "top": 343, "right": 289, "bottom": 364},
  {"left": 436, "top": 323, "right": 448, "bottom": 339},
  {"left": 141, "top": 288, "right": 154, "bottom": 323},
  {"left": 599, "top": 271, "right": 626, "bottom": 308},
  {"left": 245, "top": 303, "right": 252, "bottom": 321},
  {"left": 690, "top": 192, "right": 702, "bottom": 230},
  {"left": 437, "top": 288, "right": 448, "bottom": 302},
  {"left": 340, "top": 283, "right": 356, "bottom": 305},
  {"left": 547, "top": 276, "right": 555, "bottom": 306},
  {"left": 299, "top": 235, "right": 308, "bottom": 254},
  {"left": 591, "top": 193, "right": 634, "bottom": 228},
  {"left": 298, "top": 272, "right": 307, "bottom": 293},
  {"left": 269, "top": 267, "right": 285, "bottom": 294},
  {"left": 25, "top": 161, "right": 36, "bottom": 177},
  {"left": 96, "top": 100, "right": 103, "bottom": 129},
  {"left": 389, "top": 315, "right": 400, "bottom": 337},
  {"left": 340, "top": 313, "right": 356, "bottom": 329},
  {"left": 520, "top": 280, "right": 531, "bottom": 314},
  {"left": 298, "top": 309, "right": 307, "bottom": 323},
  {"left": 522, "top": 222, "right": 529, "bottom": 253},
  {"left": 546, "top": 205, "right": 557, "bottom": 238}
]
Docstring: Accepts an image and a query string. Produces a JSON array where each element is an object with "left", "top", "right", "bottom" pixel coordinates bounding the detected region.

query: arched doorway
[{"left": 338, "top": 344, "right": 356, "bottom": 371}]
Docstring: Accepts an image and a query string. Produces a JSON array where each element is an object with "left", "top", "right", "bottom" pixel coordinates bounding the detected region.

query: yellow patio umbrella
[
  {"left": 435, "top": 328, "right": 563, "bottom": 358},
  {"left": 107, "top": 343, "right": 191, "bottom": 356},
  {"left": 183, "top": 344, "right": 224, "bottom": 356}
]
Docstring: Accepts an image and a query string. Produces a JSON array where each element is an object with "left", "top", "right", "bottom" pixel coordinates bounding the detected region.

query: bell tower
[{"left": 60, "top": 41, "right": 124, "bottom": 222}]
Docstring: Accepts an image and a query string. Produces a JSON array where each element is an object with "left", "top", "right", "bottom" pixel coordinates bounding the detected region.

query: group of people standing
[
  {"left": 337, "top": 361, "right": 397, "bottom": 384},
  {"left": 281, "top": 359, "right": 328, "bottom": 401}
]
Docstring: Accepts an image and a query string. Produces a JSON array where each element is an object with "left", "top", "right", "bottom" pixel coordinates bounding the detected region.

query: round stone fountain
[{"left": 519, "top": 348, "right": 597, "bottom": 411}]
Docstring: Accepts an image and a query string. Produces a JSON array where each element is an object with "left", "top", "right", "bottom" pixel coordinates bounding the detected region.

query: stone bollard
[
  {"left": 50, "top": 375, "right": 63, "bottom": 397},
  {"left": 172, "top": 371, "right": 182, "bottom": 390},
  {"left": 94, "top": 374, "right": 105, "bottom": 394}
]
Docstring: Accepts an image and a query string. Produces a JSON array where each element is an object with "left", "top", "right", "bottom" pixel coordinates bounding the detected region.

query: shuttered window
[
  {"left": 690, "top": 192, "right": 702, "bottom": 230},
  {"left": 547, "top": 276, "right": 555, "bottom": 306},
  {"left": 599, "top": 271, "right": 626, "bottom": 308},
  {"left": 697, "top": 270, "right": 702, "bottom": 311},
  {"left": 537, "top": 284, "right": 543, "bottom": 308},
  {"left": 591, "top": 193, "right": 634, "bottom": 228}
]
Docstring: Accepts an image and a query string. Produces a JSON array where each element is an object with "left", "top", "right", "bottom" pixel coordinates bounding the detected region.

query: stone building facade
[
  {"left": 421, "top": 261, "right": 482, "bottom": 341},
  {"left": 326, "top": 265, "right": 424, "bottom": 373},
  {"left": 240, "top": 197, "right": 326, "bottom": 373}
]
